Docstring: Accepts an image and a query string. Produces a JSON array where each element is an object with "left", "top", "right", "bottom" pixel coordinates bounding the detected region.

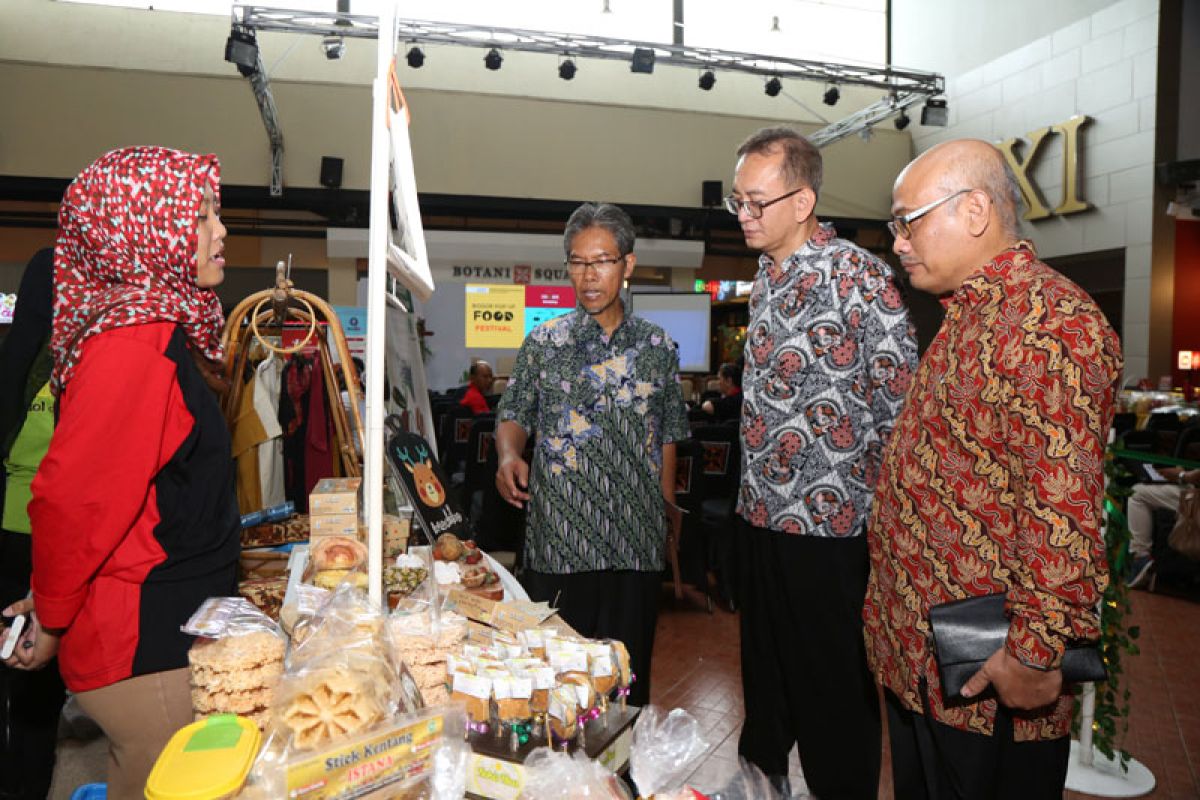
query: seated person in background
[
  {"left": 700, "top": 361, "right": 744, "bottom": 422},
  {"left": 1125, "top": 466, "right": 1200, "bottom": 588},
  {"left": 460, "top": 360, "right": 495, "bottom": 415}
]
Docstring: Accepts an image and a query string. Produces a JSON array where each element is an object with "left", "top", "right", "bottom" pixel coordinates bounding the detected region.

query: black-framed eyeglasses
[
  {"left": 887, "top": 189, "right": 971, "bottom": 239},
  {"left": 723, "top": 187, "right": 804, "bottom": 219},
  {"left": 565, "top": 254, "right": 626, "bottom": 274}
]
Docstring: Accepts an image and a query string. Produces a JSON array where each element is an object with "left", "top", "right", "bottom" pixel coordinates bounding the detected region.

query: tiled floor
[{"left": 651, "top": 585, "right": 1200, "bottom": 799}]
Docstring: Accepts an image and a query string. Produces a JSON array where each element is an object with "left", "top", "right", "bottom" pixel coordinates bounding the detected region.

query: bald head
[
  {"left": 890, "top": 139, "right": 1027, "bottom": 296},
  {"left": 896, "top": 140, "right": 1024, "bottom": 240}
]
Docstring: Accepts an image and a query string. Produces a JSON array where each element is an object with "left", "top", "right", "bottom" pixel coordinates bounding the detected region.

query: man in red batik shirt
[{"left": 864, "top": 139, "right": 1122, "bottom": 799}]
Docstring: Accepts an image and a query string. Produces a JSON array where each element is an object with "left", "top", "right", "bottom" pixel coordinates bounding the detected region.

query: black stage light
[
  {"left": 823, "top": 86, "right": 840, "bottom": 106},
  {"left": 895, "top": 110, "right": 911, "bottom": 130},
  {"left": 559, "top": 59, "right": 577, "bottom": 80},
  {"left": 698, "top": 70, "right": 716, "bottom": 91},
  {"left": 484, "top": 48, "right": 503, "bottom": 71},
  {"left": 406, "top": 46, "right": 425, "bottom": 68},
  {"left": 321, "top": 35, "right": 345, "bottom": 60},
  {"left": 224, "top": 26, "right": 259, "bottom": 78},
  {"left": 630, "top": 47, "right": 655, "bottom": 74},
  {"left": 764, "top": 77, "right": 782, "bottom": 97},
  {"left": 921, "top": 98, "right": 949, "bottom": 126}
]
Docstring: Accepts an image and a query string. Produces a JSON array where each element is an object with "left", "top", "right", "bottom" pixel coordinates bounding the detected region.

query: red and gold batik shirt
[{"left": 863, "top": 241, "right": 1121, "bottom": 740}]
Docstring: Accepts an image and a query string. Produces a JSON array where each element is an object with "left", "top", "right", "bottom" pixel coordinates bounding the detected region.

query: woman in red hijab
[{"left": 3, "top": 147, "right": 240, "bottom": 797}]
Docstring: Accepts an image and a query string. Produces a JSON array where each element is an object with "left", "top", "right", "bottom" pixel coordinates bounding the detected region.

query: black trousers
[
  {"left": 521, "top": 569, "right": 660, "bottom": 707},
  {"left": 736, "top": 521, "right": 881, "bottom": 800},
  {"left": 885, "top": 689, "right": 1070, "bottom": 800},
  {"left": 0, "top": 530, "right": 67, "bottom": 800}
]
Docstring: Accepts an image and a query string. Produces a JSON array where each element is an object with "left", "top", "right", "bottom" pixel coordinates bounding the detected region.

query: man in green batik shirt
[{"left": 496, "top": 202, "right": 689, "bottom": 706}]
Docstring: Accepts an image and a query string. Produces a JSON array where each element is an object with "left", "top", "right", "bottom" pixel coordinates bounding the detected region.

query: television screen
[{"left": 629, "top": 292, "right": 711, "bottom": 373}]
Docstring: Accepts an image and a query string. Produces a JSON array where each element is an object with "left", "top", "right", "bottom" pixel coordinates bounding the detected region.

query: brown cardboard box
[
  {"left": 309, "top": 477, "right": 362, "bottom": 516},
  {"left": 309, "top": 513, "right": 359, "bottom": 538}
]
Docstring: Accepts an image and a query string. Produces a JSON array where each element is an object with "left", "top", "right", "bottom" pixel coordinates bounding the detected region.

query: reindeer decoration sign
[{"left": 385, "top": 426, "right": 469, "bottom": 544}]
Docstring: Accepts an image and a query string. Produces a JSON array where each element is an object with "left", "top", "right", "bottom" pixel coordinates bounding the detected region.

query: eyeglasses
[
  {"left": 723, "top": 187, "right": 804, "bottom": 219},
  {"left": 887, "top": 189, "right": 971, "bottom": 239},
  {"left": 565, "top": 255, "right": 626, "bottom": 274}
]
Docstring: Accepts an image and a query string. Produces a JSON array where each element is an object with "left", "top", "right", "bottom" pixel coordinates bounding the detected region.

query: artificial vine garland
[{"left": 1072, "top": 445, "right": 1141, "bottom": 771}]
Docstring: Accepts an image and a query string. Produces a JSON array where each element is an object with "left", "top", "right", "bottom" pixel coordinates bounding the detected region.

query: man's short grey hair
[
  {"left": 563, "top": 203, "right": 636, "bottom": 257},
  {"left": 935, "top": 148, "right": 1025, "bottom": 239},
  {"left": 736, "top": 126, "right": 823, "bottom": 199}
]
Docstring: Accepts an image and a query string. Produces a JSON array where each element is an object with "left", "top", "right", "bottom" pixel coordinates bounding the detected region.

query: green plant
[{"left": 1072, "top": 445, "right": 1140, "bottom": 771}]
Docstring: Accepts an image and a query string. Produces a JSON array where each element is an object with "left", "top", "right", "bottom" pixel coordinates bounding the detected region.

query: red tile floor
[{"left": 650, "top": 585, "right": 1200, "bottom": 799}]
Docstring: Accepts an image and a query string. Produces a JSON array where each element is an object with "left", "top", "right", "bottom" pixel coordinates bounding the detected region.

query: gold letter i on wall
[
  {"left": 1050, "top": 115, "right": 1092, "bottom": 215},
  {"left": 997, "top": 127, "right": 1053, "bottom": 220}
]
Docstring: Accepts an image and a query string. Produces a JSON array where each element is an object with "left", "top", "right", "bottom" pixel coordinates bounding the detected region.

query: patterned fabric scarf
[{"left": 51, "top": 146, "right": 225, "bottom": 393}]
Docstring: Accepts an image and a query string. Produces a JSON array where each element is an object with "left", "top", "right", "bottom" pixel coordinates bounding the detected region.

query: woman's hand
[{"left": 2, "top": 600, "right": 61, "bottom": 671}]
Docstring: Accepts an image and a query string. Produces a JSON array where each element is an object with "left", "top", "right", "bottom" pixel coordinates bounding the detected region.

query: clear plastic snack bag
[
  {"left": 629, "top": 707, "right": 709, "bottom": 799},
  {"left": 519, "top": 748, "right": 632, "bottom": 799},
  {"left": 183, "top": 597, "right": 287, "bottom": 729},
  {"left": 701, "top": 758, "right": 781, "bottom": 800},
  {"left": 275, "top": 584, "right": 421, "bottom": 752}
]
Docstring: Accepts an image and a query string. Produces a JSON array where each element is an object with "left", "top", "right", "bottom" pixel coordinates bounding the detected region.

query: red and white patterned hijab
[{"left": 51, "top": 146, "right": 226, "bottom": 393}]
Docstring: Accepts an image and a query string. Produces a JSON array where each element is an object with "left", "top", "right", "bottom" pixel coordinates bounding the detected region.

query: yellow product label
[
  {"left": 466, "top": 754, "right": 526, "bottom": 800},
  {"left": 284, "top": 715, "right": 444, "bottom": 799}
]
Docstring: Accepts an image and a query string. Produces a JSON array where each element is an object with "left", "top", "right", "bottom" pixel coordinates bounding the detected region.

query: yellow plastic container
[{"left": 145, "top": 714, "right": 261, "bottom": 800}]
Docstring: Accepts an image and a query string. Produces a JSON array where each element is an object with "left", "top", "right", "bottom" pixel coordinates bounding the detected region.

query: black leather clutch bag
[{"left": 929, "top": 593, "right": 1107, "bottom": 703}]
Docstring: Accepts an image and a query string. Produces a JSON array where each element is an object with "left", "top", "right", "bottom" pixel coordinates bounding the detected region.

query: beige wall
[
  {"left": 892, "top": 0, "right": 1125, "bottom": 76},
  {"left": 0, "top": 0, "right": 912, "bottom": 222},
  {"left": 0, "top": 60, "right": 909, "bottom": 219}
]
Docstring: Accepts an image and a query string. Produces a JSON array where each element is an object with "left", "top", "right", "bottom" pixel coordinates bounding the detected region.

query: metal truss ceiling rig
[{"left": 231, "top": 4, "right": 944, "bottom": 190}]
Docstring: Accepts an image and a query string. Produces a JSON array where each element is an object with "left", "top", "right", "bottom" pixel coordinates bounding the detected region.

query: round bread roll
[{"left": 311, "top": 536, "right": 367, "bottom": 571}]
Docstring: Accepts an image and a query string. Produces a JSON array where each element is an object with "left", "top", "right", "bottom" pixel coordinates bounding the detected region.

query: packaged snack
[
  {"left": 184, "top": 599, "right": 286, "bottom": 730},
  {"left": 451, "top": 671, "right": 492, "bottom": 724},
  {"left": 547, "top": 685, "right": 579, "bottom": 741},
  {"left": 275, "top": 585, "right": 422, "bottom": 752},
  {"left": 520, "top": 748, "right": 631, "bottom": 799},
  {"left": 310, "top": 535, "right": 367, "bottom": 571}
]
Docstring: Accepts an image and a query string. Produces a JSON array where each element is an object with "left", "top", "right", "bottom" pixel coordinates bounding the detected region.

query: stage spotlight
[
  {"left": 764, "top": 77, "right": 782, "bottom": 97},
  {"left": 698, "top": 70, "right": 716, "bottom": 91},
  {"left": 895, "top": 110, "right": 911, "bottom": 130},
  {"left": 630, "top": 47, "right": 655, "bottom": 74},
  {"left": 224, "top": 25, "right": 259, "bottom": 77},
  {"left": 559, "top": 59, "right": 577, "bottom": 80},
  {"left": 484, "top": 48, "right": 503, "bottom": 71},
  {"left": 920, "top": 98, "right": 949, "bottom": 126},
  {"left": 823, "top": 86, "right": 840, "bottom": 106},
  {"left": 406, "top": 46, "right": 425, "bottom": 68},
  {"left": 321, "top": 35, "right": 345, "bottom": 60}
]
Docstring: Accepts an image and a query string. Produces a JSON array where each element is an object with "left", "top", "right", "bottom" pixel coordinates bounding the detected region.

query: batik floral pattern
[{"left": 498, "top": 310, "right": 688, "bottom": 573}]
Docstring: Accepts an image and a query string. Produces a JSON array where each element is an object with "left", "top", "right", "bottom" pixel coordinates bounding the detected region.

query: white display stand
[
  {"left": 1065, "top": 683, "right": 1155, "bottom": 797},
  {"left": 363, "top": 3, "right": 438, "bottom": 606}
]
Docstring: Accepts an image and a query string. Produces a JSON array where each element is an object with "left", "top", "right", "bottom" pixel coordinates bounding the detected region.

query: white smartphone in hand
[{"left": 1, "top": 614, "right": 27, "bottom": 659}]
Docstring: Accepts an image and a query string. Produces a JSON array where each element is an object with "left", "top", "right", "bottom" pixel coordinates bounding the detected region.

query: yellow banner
[{"left": 465, "top": 284, "right": 525, "bottom": 348}]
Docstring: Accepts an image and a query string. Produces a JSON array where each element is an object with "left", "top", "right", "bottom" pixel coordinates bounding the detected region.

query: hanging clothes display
[
  {"left": 231, "top": 366, "right": 268, "bottom": 515},
  {"left": 219, "top": 264, "right": 364, "bottom": 516},
  {"left": 254, "top": 353, "right": 285, "bottom": 508},
  {"left": 304, "top": 354, "right": 335, "bottom": 497}
]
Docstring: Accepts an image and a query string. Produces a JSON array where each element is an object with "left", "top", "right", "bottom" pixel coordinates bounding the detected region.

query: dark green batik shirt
[{"left": 497, "top": 309, "right": 689, "bottom": 574}]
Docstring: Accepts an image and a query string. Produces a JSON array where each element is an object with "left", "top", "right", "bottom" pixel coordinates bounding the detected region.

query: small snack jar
[{"left": 144, "top": 715, "right": 261, "bottom": 800}]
